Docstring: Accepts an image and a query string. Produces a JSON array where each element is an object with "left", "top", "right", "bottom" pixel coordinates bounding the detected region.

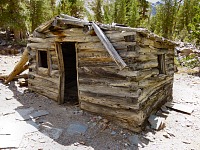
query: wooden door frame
[
  {"left": 55, "top": 43, "right": 65, "bottom": 104},
  {"left": 56, "top": 42, "right": 79, "bottom": 104}
]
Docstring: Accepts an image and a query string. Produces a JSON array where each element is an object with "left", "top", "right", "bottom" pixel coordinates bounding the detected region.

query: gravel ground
[{"left": 0, "top": 54, "right": 200, "bottom": 150}]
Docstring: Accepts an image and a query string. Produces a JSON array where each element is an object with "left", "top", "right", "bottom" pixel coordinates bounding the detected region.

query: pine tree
[
  {"left": 57, "top": 0, "right": 84, "bottom": 18},
  {"left": 103, "top": 0, "right": 115, "bottom": 24},
  {"left": 30, "top": 0, "right": 53, "bottom": 32},
  {"left": 89, "top": 0, "right": 103, "bottom": 22},
  {"left": 0, "top": 0, "right": 29, "bottom": 40},
  {"left": 153, "top": 0, "right": 178, "bottom": 39},
  {"left": 113, "top": 0, "right": 126, "bottom": 24},
  {"left": 127, "top": 0, "right": 140, "bottom": 27}
]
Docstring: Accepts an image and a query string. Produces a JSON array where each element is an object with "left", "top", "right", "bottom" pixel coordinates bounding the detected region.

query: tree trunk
[{"left": 13, "top": 29, "right": 21, "bottom": 41}]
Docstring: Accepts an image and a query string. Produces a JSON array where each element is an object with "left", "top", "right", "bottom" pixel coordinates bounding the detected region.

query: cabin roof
[{"left": 34, "top": 14, "right": 177, "bottom": 46}]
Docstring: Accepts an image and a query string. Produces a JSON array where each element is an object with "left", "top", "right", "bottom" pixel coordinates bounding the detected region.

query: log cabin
[{"left": 27, "top": 14, "right": 176, "bottom": 132}]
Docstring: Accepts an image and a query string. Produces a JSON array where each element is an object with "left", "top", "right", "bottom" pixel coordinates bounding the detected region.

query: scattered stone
[
  {"left": 128, "top": 134, "right": 145, "bottom": 147},
  {"left": 145, "top": 132, "right": 155, "bottom": 142},
  {"left": 102, "top": 118, "right": 109, "bottom": 123},
  {"left": 163, "top": 134, "right": 170, "bottom": 138},
  {"left": 15, "top": 107, "right": 34, "bottom": 121},
  {"left": 166, "top": 130, "right": 175, "bottom": 137},
  {"left": 41, "top": 125, "right": 63, "bottom": 140},
  {"left": 111, "top": 131, "right": 116, "bottom": 135},
  {"left": 161, "top": 106, "right": 170, "bottom": 114},
  {"left": 30, "top": 110, "right": 49, "bottom": 119},
  {"left": 67, "top": 123, "right": 88, "bottom": 135},
  {"left": 5, "top": 96, "right": 13, "bottom": 100},
  {"left": 148, "top": 115, "right": 165, "bottom": 130},
  {"left": 183, "top": 141, "right": 191, "bottom": 144},
  {"left": 18, "top": 78, "right": 28, "bottom": 87}
]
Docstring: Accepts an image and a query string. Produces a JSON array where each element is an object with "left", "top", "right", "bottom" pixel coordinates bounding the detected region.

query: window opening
[
  {"left": 38, "top": 50, "right": 48, "bottom": 68},
  {"left": 158, "top": 54, "right": 166, "bottom": 74}
]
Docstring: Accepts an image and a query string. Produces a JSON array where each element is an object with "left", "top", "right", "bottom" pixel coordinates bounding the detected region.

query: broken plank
[
  {"left": 165, "top": 102, "right": 193, "bottom": 114},
  {"left": 92, "top": 22, "right": 127, "bottom": 70}
]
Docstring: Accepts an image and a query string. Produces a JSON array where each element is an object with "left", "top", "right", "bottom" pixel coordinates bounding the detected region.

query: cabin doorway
[{"left": 60, "top": 42, "right": 78, "bottom": 103}]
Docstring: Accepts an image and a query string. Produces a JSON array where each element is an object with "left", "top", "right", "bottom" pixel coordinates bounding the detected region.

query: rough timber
[{"left": 27, "top": 14, "right": 176, "bottom": 132}]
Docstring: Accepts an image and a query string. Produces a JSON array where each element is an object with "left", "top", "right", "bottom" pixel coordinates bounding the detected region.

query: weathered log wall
[{"left": 27, "top": 25, "right": 175, "bottom": 132}]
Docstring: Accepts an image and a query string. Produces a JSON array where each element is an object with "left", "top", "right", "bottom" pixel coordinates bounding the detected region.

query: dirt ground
[{"left": 0, "top": 54, "right": 200, "bottom": 150}]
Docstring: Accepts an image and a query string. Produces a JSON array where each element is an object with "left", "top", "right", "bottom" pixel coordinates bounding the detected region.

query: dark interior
[
  {"left": 38, "top": 51, "right": 48, "bottom": 68},
  {"left": 61, "top": 42, "right": 78, "bottom": 103}
]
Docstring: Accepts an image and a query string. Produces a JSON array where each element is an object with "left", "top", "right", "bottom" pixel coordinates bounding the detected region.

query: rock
[
  {"left": 102, "top": 119, "right": 109, "bottom": 123},
  {"left": 30, "top": 110, "right": 49, "bottom": 119},
  {"left": 161, "top": 106, "right": 170, "bottom": 114},
  {"left": 5, "top": 96, "right": 13, "bottom": 100},
  {"left": 67, "top": 123, "right": 88, "bottom": 135},
  {"left": 163, "top": 134, "right": 170, "bottom": 138},
  {"left": 111, "top": 131, "right": 116, "bottom": 135},
  {"left": 128, "top": 134, "right": 145, "bottom": 147},
  {"left": 41, "top": 125, "right": 63, "bottom": 140},
  {"left": 148, "top": 115, "right": 165, "bottom": 130},
  {"left": 15, "top": 107, "right": 34, "bottom": 121}
]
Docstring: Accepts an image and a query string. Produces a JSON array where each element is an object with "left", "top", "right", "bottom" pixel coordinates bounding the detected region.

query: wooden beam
[
  {"left": 92, "top": 22, "right": 127, "bottom": 70},
  {"left": 4, "top": 49, "right": 29, "bottom": 84}
]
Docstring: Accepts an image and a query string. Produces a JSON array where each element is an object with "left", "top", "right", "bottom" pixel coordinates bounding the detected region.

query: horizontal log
[
  {"left": 29, "top": 81, "right": 59, "bottom": 95},
  {"left": 78, "top": 66, "right": 140, "bottom": 80},
  {"left": 135, "top": 54, "right": 157, "bottom": 62},
  {"left": 29, "top": 78, "right": 59, "bottom": 90},
  {"left": 28, "top": 37, "right": 55, "bottom": 43},
  {"left": 79, "top": 91, "right": 139, "bottom": 109},
  {"left": 77, "top": 51, "right": 110, "bottom": 58},
  {"left": 55, "top": 35, "right": 100, "bottom": 42},
  {"left": 27, "top": 43, "right": 55, "bottom": 49},
  {"left": 78, "top": 61, "right": 116, "bottom": 67},
  {"left": 129, "top": 60, "right": 158, "bottom": 70},
  {"left": 79, "top": 84, "right": 139, "bottom": 98},
  {"left": 29, "top": 86, "right": 58, "bottom": 101},
  {"left": 135, "top": 68, "right": 159, "bottom": 81},
  {"left": 105, "top": 31, "right": 136, "bottom": 41},
  {"left": 77, "top": 41, "right": 135, "bottom": 51},
  {"left": 138, "top": 77, "right": 173, "bottom": 103},
  {"left": 138, "top": 76, "right": 166, "bottom": 88},
  {"left": 29, "top": 72, "right": 59, "bottom": 84},
  {"left": 80, "top": 101, "right": 144, "bottom": 132},
  {"left": 79, "top": 57, "right": 113, "bottom": 62},
  {"left": 78, "top": 77, "right": 138, "bottom": 88},
  {"left": 51, "top": 28, "right": 85, "bottom": 37}
]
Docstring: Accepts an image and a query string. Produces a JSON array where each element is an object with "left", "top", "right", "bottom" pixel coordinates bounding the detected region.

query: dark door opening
[{"left": 61, "top": 42, "right": 78, "bottom": 103}]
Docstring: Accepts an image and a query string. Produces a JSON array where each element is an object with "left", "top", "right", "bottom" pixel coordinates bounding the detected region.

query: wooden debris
[
  {"left": 0, "top": 74, "right": 28, "bottom": 82},
  {"left": 18, "top": 78, "right": 28, "bottom": 87},
  {"left": 165, "top": 102, "right": 194, "bottom": 114}
]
